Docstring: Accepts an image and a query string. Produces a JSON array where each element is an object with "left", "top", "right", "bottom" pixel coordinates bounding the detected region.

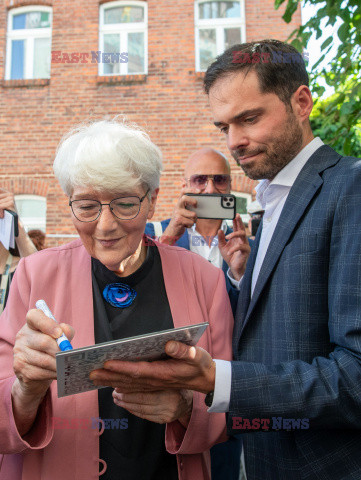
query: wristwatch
[{"left": 205, "top": 391, "right": 214, "bottom": 407}]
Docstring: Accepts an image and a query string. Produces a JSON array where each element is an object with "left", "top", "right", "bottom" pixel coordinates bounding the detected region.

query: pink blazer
[{"left": 0, "top": 239, "right": 233, "bottom": 480}]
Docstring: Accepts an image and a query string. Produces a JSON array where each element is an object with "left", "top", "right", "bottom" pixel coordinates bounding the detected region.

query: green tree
[
  {"left": 275, "top": 0, "right": 361, "bottom": 156},
  {"left": 310, "top": 90, "right": 361, "bottom": 157}
]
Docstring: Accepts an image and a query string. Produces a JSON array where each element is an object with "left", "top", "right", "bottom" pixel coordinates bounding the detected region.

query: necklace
[{"left": 102, "top": 283, "right": 137, "bottom": 308}]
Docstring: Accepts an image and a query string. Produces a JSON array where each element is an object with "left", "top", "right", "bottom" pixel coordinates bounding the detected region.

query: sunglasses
[{"left": 187, "top": 174, "right": 231, "bottom": 190}]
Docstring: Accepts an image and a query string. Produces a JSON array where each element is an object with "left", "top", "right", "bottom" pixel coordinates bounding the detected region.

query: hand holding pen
[
  {"left": 35, "top": 300, "right": 73, "bottom": 351},
  {"left": 12, "top": 302, "right": 75, "bottom": 411}
]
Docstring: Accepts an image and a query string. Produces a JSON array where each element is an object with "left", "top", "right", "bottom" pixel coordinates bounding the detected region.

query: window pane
[
  {"left": 235, "top": 196, "right": 247, "bottom": 214},
  {"left": 199, "top": 1, "right": 240, "bottom": 19},
  {"left": 104, "top": 6, "right": 144, "bottom": 24},
  {"left": 224, "top": 27, "right": 241, "bottom": 50},
  {"left": 13, "top": 11, "right": 50, "bottom": 29},
  {"left": 199, "top": 29, "right": 216, "bottom": 71},
  {"left": 128, "top": 32, "right": 144, "bottom": 73},
  {"left": 11, "top": 39, "right": 25, "bottom": 79},
  {"left": 33, "top": 37, "right": 51, "bottom": 78},
  {"left": 103, "top": 34, "right": 121, "bottom": 75},
  {"left": 16, "top": 198, "right": 46, "bottom": 217}
]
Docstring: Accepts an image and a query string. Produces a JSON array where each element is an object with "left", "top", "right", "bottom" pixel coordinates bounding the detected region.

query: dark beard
[{"left": 231, "top": 113, "right": 304, "bottom": 180}]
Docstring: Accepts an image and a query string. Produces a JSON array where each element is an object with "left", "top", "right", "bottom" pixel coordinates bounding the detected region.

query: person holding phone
[
  {"left": 0, "top": 188, "right": 37, "bottom": 313},
  {"left": 145, "top": 147, "right": 250, "bottom": 311},
  {"left": 145, "top": 148, "right": 249, "bottom": 480}
]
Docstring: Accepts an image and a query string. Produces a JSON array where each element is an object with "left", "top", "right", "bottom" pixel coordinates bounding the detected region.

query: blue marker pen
[{"left": 35, "top": 299, "right": 73, "bottom": 351}]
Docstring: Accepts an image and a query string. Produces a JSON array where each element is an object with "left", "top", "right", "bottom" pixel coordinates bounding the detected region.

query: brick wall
[{"left": 0, "top": 0, "right": 301, "bottom": 246}]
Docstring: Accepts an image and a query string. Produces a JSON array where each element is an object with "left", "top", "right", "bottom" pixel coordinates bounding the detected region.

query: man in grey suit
[{"left": 91, "top": 40, "right": 361, "bottom": 479}]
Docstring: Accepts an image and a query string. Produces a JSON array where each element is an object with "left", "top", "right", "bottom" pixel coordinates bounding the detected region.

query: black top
[
  {"left": 0, "top": 271, "right": 15, "bottom": 309},
  {"left": 91, "top": 244, "right": 178, "bottom": 480}
]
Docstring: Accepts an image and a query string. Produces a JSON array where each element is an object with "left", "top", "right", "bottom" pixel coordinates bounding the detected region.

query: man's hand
[
  {"left": 112, "top": 388, "right": 193, "bottom": 426},
  {"left": 218, "top": 214, "right": 251, "bottom": 281},
  {"left": 90, "top": 341, "right": 215, "bottom": 394},
  {"left": 160, "top": 187, "right": 200, "bottom": 245}
]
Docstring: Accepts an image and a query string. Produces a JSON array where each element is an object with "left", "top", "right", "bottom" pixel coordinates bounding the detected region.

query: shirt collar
[
  {"left": 189, "top": 219, "right": 228, "bottom": 234},
  {"left": 256, "top": 137, "right": 324, "bottom": 208}
]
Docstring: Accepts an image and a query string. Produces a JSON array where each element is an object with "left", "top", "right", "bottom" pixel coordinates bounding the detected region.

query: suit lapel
[
  {"left": 233, "top": 224, "right": 262, "bottom": 352},
  {"left": 239, "top": 145, "right": 342, "bottom": 337}
]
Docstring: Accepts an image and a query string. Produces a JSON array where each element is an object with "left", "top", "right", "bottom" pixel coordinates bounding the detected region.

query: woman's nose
[{"left": 96, "top": 205, "right": 118, "bottom": 231}]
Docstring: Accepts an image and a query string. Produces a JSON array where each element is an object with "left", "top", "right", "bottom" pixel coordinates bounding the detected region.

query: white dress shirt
[
  {"left": 209, "top": 137, "right": 324, "bottom": 412},
  {"left": 188, "top": 220, "right": 230, "bottom": 268}
]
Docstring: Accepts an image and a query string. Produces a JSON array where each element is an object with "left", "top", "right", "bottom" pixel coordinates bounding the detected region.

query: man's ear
[
  {"left": 292, "top": 85, "right": 313, "bottom": 124},
  {"left": 147, "top": 188, "right": 159, "bottom": 220}
]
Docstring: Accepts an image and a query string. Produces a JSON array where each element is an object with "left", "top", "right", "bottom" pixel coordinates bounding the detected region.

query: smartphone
[
  {"left": 185, "top": 193, "right": 236, "bottom": 220},
  {"left": 5, "top": 210, "right": 19, "bottom": 237}
]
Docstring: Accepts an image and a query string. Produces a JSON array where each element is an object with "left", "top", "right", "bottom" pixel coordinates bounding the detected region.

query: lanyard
[{"left": 0, "top": 253, "right": 13, "bottom": 314}]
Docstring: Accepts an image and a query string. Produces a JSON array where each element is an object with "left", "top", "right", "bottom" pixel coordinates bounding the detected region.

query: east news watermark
[
  {"left": 232, "top": 416, "right": 310, "bottom": 431},
  {"left": 51, "top": 50, "right": 128, "bottom": 64},
  {"left": 52, "top": 416, "right": 128, "bottom": 431},
  {"left": 232, "top": 50, "right": 309, "bottom": 64}
]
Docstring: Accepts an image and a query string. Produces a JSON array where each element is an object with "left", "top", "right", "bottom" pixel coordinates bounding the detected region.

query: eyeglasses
[
  {"left": 187, "top": 174, "right": 231, "bottom": 191},
  {"left": 69, "top": 189, "right": 150, "bottom": 222}
]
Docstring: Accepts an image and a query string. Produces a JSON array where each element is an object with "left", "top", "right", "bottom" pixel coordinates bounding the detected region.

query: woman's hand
[
  {"left": 12, "top": 308, "right": 75, "bottom": 435},
  {"left": 112, "top": 388, "right": 193, "bottom": 427}
]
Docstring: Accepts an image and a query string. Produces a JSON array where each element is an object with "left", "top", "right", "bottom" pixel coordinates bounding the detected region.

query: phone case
[
  {"left": 5, "top": 210, "right": 19, "bottom": 237},
  {"left": 185, "top": 193, "right": 236, "bottom": 220}
]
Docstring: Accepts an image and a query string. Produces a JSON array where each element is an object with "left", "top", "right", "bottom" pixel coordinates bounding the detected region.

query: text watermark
[
  {"left": 52, "top": 416, "right": 128, "bottom": 431},
  {"left": 51, "top": 51, "right": 129, "bottom": 64},
  {"left": 232, "top": 416, "right": 310, "bottom": 431},
  {"left": 232, "top": 51, "right": 309, "bottom": 64}
]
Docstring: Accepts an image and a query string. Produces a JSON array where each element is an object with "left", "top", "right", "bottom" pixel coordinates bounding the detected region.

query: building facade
[{"left": 0, "top": 0, "right": 301, "bottom": 245}]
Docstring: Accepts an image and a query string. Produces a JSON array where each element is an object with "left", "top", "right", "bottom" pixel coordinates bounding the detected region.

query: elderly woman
[{"left": 0, "top": 119, "right": 243, "bottom": 480}]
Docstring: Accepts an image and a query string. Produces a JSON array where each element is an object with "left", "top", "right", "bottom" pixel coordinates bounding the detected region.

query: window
[
  {"left": 99, "top": 1, "right": 148, "bottom": 76},
  {"left": 195, "top": 0, "right": 245, "bottom": 72},
  {"left": 15, "top": 195, "right": 46, "bottom": 232},
  {"left": 232, "top": 191, "right": 251, "bottom": 223},
  {"left": 5, "top": 6, "right": 52, "bottom": 80}
]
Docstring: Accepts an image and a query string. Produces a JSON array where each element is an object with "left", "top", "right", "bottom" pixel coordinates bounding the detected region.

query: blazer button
[{"left": 98, "top": 459, "right": 107, "bottom": 475}]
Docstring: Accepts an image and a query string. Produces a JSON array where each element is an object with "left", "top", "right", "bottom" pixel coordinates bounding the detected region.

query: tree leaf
[
  {"left": 343, "top": 137, "right": 352, "bottom": 156},
  {"left": 320, "top": 36, "right": 333, "bottom": 51},
  {"left": 274, "top": 0, "right": 287, "bottom": 10},
  {"left": 337, "top": 22, "right": 349, "bottom": 42},
  {"left": 282, "top": 0, "right": 299, "bottom": 23}
]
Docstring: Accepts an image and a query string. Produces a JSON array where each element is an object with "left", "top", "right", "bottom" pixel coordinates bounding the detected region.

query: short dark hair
[{"left": 204, "top": 39, "right": 309, "bottom": 105}]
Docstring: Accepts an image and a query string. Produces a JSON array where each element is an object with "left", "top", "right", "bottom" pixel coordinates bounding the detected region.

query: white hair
[{"left": 53, "top": 117, "right": 163, "bottom": 196}]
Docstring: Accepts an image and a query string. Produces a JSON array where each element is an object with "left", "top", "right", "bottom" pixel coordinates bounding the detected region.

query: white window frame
[
  {"left": 99, "top": 1, "right": 148, "bottom": 76},
  {"left": 195, "top": 0, "right": 246, "bottom": 72},
  {"left": 232, "top": 190, "right": 251, "bottom": 223},
  {"left": 14, "top": 194, "right": 47, "bottom": 232},
  {"left": 5, "top": 6, "right": 52, "bottom": 80}
]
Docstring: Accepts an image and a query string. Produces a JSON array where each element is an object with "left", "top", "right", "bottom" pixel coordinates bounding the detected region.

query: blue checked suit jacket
[{"left": 228, "top": 145, "right": 361, "bottom": 479}]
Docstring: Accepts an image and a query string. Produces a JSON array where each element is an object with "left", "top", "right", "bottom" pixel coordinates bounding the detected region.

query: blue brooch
[{"left": 102, "top": 283, "right": 137, "bottom": 308}]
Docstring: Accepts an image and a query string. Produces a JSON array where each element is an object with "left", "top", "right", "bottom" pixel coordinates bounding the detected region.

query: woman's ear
[{"left": 147, "top": 188, "right": 159, "bottom": 220}]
